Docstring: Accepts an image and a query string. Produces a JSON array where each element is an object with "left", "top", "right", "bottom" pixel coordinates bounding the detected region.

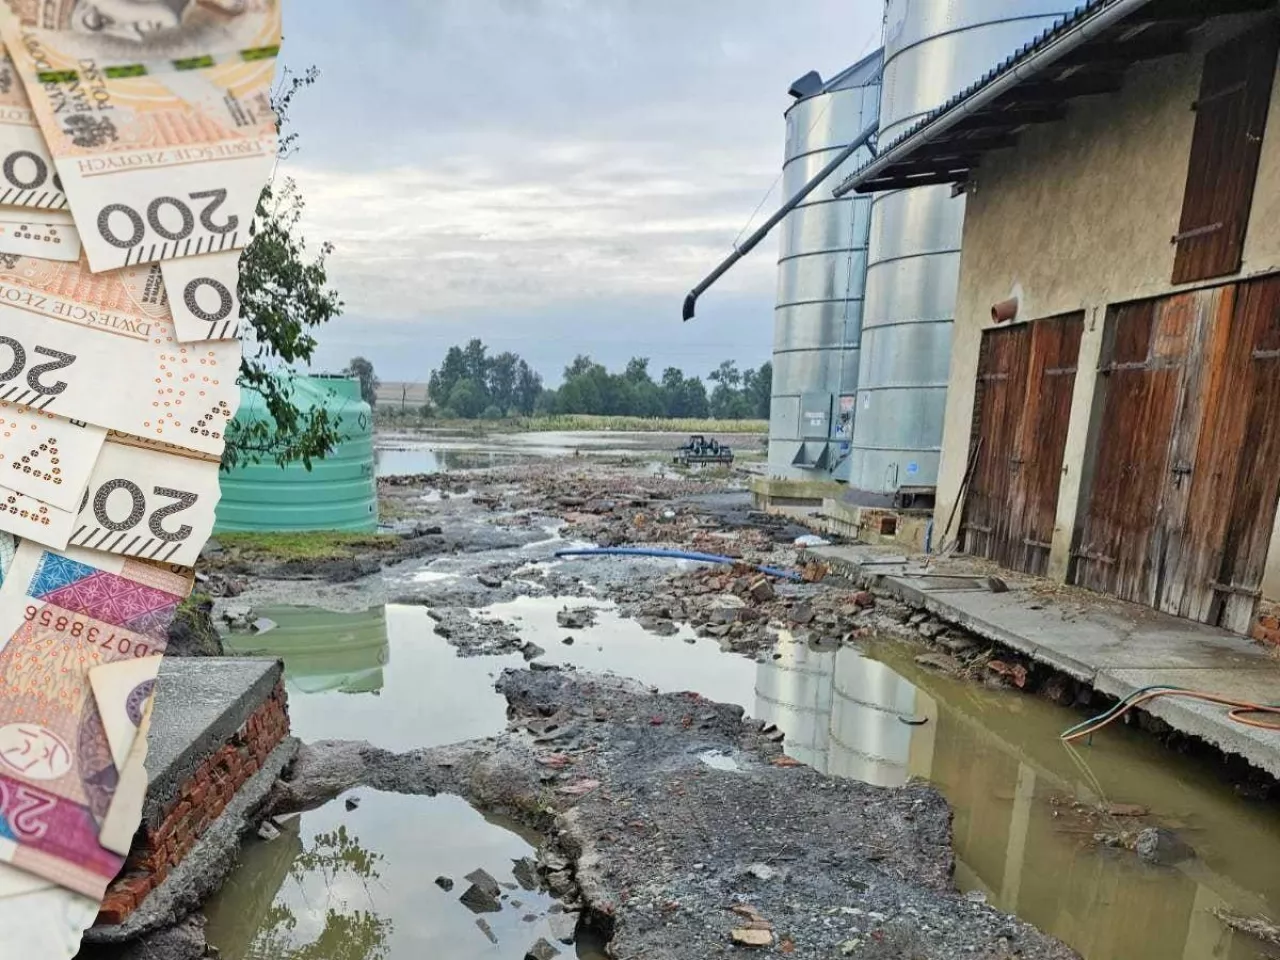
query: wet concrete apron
[{"left": 201, "top": 466, "right": 1280, "bottom": 960}]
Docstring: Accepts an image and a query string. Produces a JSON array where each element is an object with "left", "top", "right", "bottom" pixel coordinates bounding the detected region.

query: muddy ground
[
  {"left": 119, "top": 457, "right": 1094, "bottom": 959},
  {"left": 264, "top": 668, "right": 1078, "bottom": 960}
]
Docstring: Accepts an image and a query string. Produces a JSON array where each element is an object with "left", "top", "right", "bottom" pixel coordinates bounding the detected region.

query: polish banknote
[
  {"left": 87, "top": 655, "right": 159, "bottom": 771},
  {"left": 0, "top": 0, "right": 281, "bottom": 275},
  {"left": 63, "top": 433, "right": 222, "bottom": 565},
  {"left": 0, "top": 435, "right": 222, "bottom": 568},
  {"left": 0, "top": 254, "right": 240, "bottom": 455},
  {"left": 0, "top": 403, "right": 105, "bottom": 510},
  {"left": 98, "top": 691, "right": 151, "bottom": 857},
  {"left": 0, "top": 530, "right": 12, "bottom": 582},
  {"left": 0, "top": 539, "right": 190, "bottom": 899},
  {"left": 0, "top": 205, "right": 80, "bottom": 260},
  {"left": 161, "top": 249, "right": 242, "bottom": 341},
  {"left": 0, "top": 432, "right": 222, "bottom": 563},
  {"left": 0, "top": 46, "right": 65, "bottom": 210}
]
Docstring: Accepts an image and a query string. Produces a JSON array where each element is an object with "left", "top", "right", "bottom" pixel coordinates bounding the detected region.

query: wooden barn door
[
  {"left": 961, "top": 314, "right": 1083, "bottom": 575},
  {"left": 1211, "top": 276, "right": 1280, "bottom": 632},
  {"left": 1073, "top": 279, "right": 1280, "bottom": 630}
]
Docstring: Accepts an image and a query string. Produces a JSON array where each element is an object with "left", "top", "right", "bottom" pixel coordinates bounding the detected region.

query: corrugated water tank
[{"left": 215, "top": 374, "right": 377, "bottom": 533}]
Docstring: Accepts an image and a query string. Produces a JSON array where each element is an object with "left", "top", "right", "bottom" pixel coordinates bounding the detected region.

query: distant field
[{"left": 375, "top": 411, "right": 767, "bottom": 435}]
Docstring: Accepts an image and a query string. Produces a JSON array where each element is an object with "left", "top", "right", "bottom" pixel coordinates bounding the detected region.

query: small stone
[
  {"left": 525, "top": 938, "right": 561, "bottom": 960},
  {"left": 789, "top": 604, "right": 815, "bottom": 626},
  {"left": 851, "top": 591, "right": 875, "bottom": 609},
  {"left": 562, "top": 636, "right": 575, "bottom": 645},
  {"left": 478, "top": 573, "right": 503, "bottom": 588},
  {"left": 941, "top": 636, "right": 976, "bottom": 656},
  {"left": 522, "top": 643, "right": 546, "bottom": 662},
  {"left": 1136, "top": 827, "right": 1194, "bottom": 865},
  {"left": 256, "top": 821, "right": 281, "bottom": 842},
  {"left": 512, "top": 857, "right": 538, "bottom": 890},
  {"left": 548, "top": 911, "right": 578, "bottom": 944},
  {"left": 747, "top": 863, "right": 778, "bottom": 881},
  {"left": 460, "top": 883, "right": 502, "bottom": 914},
  {"left": 344, "top": 797, "right": 360, "bottom": 811},
  {"left": 476, "top": 918, "right": 499, "bottom": 944},
  {"left": 748, "top": 577, "right": 775, "bottom": 603},
  {"left": 731, "top": 928, "right": 774, "bottom": 947},
  {"left": 435, "top": 876, "right": 454, "bottom": 891},
  {"left": 465, "top": 869, "right": 502, "bottom": 897},
  {"left": 918, "top": 619, "right": 947, "bottom": 639}
]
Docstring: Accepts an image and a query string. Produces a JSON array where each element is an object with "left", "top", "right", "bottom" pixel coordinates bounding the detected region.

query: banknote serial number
[
  {"left": 23, "top": 606, "right": 156, "bottom": 657},
  {"left": 98, "top": 189, "right": 238, "bottom": 250}
]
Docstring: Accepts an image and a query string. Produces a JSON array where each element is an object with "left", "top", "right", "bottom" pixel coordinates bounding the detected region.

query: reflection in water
[
  {"left": 375, "top": 446, "right": 524, "bottom": 477},
  {"left": 754, "top": 638, "right": 1280, "bottom": 960},
  {"left": 218, "top": 602, "right": 1280, "bottom": 960},
  {"left": 224, "top": 606, "right": 391, "bottom": 695},
  {"left": 204, "top": 792, "right": 597, "bottom": 960}
]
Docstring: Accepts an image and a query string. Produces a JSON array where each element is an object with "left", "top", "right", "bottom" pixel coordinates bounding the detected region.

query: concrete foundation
[
  {"left": 808, "top": 544, "right": 1280, "bottom": 779},
  {"left": 813, "top": 499, "right": 932, "bottom": 554}
]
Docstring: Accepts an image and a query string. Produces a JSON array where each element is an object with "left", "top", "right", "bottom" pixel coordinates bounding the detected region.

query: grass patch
[{"left": 215, "top": 531, "right": 402, "bottom": 562}]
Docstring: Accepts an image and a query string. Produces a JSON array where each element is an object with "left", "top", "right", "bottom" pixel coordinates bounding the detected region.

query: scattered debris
[
  {"left": 525, "top": 938, "right": 561, "bottom": 960},
  {"left": 1212, "top": 908, "right": 1280, "bottom": 946},
  {"left": 435, "top": 876, "right": 455, "bottom": 891}
]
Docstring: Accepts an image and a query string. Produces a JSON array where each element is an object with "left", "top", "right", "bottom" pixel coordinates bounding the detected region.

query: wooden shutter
[{"left": 1172, "top": 25, "right": 1280, "bottom": 285}]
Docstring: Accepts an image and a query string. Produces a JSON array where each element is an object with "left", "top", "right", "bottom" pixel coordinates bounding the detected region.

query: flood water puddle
[
  {"left": 203, "top": 790, "right": 605, "bottom": 959},
  {"left": 215, "top": 602, "right": 1280, "bottom": 960}
]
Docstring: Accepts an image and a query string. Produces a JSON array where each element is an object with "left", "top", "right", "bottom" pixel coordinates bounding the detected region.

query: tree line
[{"left": 352, "top": 339, "right": 771, "bottom": 421}]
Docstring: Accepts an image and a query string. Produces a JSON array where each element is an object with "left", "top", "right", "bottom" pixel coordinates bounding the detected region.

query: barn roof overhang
[{"left": 833, "top": 0, "right": 1279, "bottom": 197}]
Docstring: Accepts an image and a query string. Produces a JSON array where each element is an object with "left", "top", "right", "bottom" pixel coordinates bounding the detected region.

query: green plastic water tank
[{"left": 215, "top": 374, "right": 378, "bottom": 532}]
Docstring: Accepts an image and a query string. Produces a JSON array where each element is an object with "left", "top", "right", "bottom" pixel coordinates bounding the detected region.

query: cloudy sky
[{"left": 278, "top": 1, "right": 881, "bottom": 385}]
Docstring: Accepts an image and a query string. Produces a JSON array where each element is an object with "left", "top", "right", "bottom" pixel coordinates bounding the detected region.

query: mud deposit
[{"left": 118, "top": 450, "right": 1280, "bottom": 960}]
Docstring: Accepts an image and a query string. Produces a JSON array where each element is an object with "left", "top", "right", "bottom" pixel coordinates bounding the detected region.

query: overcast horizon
[{"left": 277, "top": 1, "right": 881, "bottom": 386}]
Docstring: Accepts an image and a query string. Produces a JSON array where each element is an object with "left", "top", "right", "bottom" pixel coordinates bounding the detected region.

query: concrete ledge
[
  {"left": 84, "top": 736, "right": 299, "bottom": 944},
  {"left": 148, "top": 658, "right": 284, "bottom": 831},
  {"left": 749, "top": 476, "right": 845, "bottom": 508},
  {"left": 808, "top": 544, "right": 1280, "bottom": 779}
]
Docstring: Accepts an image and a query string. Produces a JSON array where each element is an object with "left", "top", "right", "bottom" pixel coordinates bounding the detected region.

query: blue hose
[{"left": 553, "top": 547, "right": 804, "bottom": 582}]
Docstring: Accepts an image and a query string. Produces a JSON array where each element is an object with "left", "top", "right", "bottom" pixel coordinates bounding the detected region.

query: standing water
[{"left": 209, "top": 605, "right": 1280, "bottom": 960}]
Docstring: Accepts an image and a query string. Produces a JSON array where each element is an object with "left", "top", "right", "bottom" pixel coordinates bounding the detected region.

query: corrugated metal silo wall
[
  {"left": 847, "top": 0, "right": 1074, "bottom": 497},
  {"left": 769, "top": 51, "right": 882, "bottom": 481}
]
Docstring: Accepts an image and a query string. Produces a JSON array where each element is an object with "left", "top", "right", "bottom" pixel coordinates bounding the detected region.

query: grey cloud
[{"left": 281, "top": 0, "right": 880, "bottom": 377}]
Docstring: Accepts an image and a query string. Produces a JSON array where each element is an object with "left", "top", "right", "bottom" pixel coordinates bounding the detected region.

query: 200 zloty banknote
[
  {"left": 0, "top": 254, "right": 240, "bottom": 455},
  {"left": 0, "top": 0, "right": 281, "bottom": 283}
]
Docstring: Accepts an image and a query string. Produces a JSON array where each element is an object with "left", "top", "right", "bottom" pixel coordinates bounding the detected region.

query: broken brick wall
[
  {"left": 97, "top": 680, "right": 290, "bottom": 926},
  {"left": 1254, "top": 599, "right": 1280, "bottom": 647}
]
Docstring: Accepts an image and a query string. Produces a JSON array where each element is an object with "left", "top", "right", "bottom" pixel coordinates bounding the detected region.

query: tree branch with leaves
[{"left": 224, "top": 67, "right": 345, "bottom": 471}]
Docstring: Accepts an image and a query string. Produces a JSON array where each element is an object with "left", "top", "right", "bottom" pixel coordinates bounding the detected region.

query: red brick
[{"left": 97, "top": 893, "right": 133, "bottom": 926}]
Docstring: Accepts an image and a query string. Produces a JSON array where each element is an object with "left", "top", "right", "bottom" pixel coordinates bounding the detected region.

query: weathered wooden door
[
  {"left": 961, "top": 314, "right": 1083, "bottom": 576},
  {"left": 1211, "top": 276, "right": 1280, "bottom": 632},
  {"left": 1073, "top": 278, "right": 1280, "bottom": 630}
]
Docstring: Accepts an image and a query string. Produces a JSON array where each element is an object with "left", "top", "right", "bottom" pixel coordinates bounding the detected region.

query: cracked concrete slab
[{"left": 810, "top": 545, "right": 1280, "bottom": 777}]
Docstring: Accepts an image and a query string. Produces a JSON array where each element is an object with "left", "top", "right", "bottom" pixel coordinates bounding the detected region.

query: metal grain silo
[
  {"left": 770, "top": 51, "right": 882, "bottom": 480},
  {"left": 847, "top": 0, "right": 1073, "bottom": 499}
]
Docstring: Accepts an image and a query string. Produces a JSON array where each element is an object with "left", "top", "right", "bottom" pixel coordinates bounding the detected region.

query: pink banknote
[{"left": 0, "top": 540, "right": 190, "bottom": 898}]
